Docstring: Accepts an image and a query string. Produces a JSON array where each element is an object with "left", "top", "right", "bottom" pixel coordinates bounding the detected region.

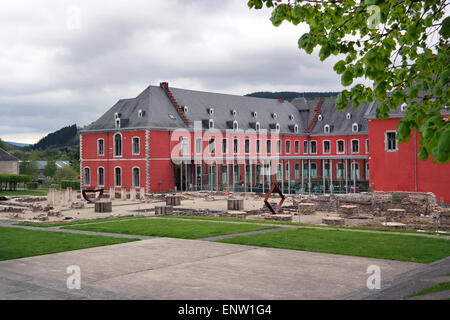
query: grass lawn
[
  {"left": 62, "top": 219, "right": 276, "bottom": 239},
  {"left": 408, "top": 282, "right": 450, "bottom": 298},
  {"left": 0, "top": 227, "right": 137, "bottom": 261},
  {"left": 218, "top": 228, "right": 450, "bottom": 263},
  {"left": 16, "top": 216, "right": 148, "bottom": 228},
  {"left": 0, "top": 189, "right": 48, "bottom": 196}
]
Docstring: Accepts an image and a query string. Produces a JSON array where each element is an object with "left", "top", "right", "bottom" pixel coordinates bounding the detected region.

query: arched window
[
  {"left": 233, "top": 120, "right": 238, "bottom": 131},
  {"left": 84, "top": 167, "right": 90, "bottom": 186},
  {"left": 133, "top": 167, "right": 140, "bottom": 188},
  {"left": 115, "top": 167, "right": 122, "bottom": 187},
  {"left": 98, "top": 167, "right": 104, "bottom": 187},
  {"left": 346, "top": 113, "right": 352, "bottom": 120},
  {"left": 352, "top": 123, "right": 359, "bottom": 133},
  {"left": 294, "top": 124, "right": 299, "bottom": 134},
  {"left": 183, "top": 106, "right": 188, "bottom": 113},
  {"left": 324, "top": 124, "right": 330, "bottom": 134},
  {"left": 256, "top": 122, "right": 260, "bottom": 132},
  {"left": 275, "top": 123, "right": 280, "bottom": 132},
  {"left": 318, "top": 114, "right": 323, "bottom": 121},
  {"left": 114, "top": 133, "right": 122, "bottom": 156},
  {"left": 209, "top": 119, "right": 214, "bottom": 129}
]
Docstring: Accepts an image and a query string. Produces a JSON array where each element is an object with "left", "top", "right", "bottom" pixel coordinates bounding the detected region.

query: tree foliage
[{"left": 248, "top": 0, "right": 450, "bottom": 163}]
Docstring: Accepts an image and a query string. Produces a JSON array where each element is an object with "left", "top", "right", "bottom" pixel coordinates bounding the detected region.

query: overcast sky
[{"left": 0, "top": 0, "right": 346, "bottom": 144}]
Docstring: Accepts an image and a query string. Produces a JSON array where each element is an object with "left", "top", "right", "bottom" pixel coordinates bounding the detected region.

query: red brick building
[{"left": 79, "top": 82, "right": 449, "bottom": 202}]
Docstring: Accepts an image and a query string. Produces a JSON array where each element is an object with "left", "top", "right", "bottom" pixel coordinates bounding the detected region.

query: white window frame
[
  {"left": 266, "top": 139, "right": 272, "bottom": 155},
  {"left": 276, "top": 139, "right": 281, "bottom": 154},
  {"left": 97, "top": 167, "right": 105, "bottom": 187},
  {"left": 256, "top": 139, "right": 261, "bottom": 154},
  {"left": 222, "top": 138, "right": 228, "bottom": 155},
  {"left": 132, "top": 136, "right": 140, "bottom": 156},
  {"left": 113, "top": 133, "right": 122, "bottom": 157},
  {"left": 310, "top": 140, "right": 317, "bottom": 154},
  {"left": 256, "top": 122, "right": 260, "bottom": 132},
  {"left": 180, "top": 137, "right": 189, "bottom": 156},
  {"left": 294, "top": 140, "right": 300, "bottom": 154},
  {"left": 365, "top": 139, "right": 369, "bottom": 154},
  {"left": 195, "top": 138, "right": 202, "bottom": 155},
  {"left": 294, "top": 124, "right": 299, "bottom": 134},
  {"left": 275, "top": 123, "right": 280, "bottom": 133},
  {"left": 208, "top": 138, "right": 216, "bottom": 155},
  {"left": 351, "top": 139, "right": 360, "bottom": 154},
  {"left": 233, "top": 138, "right": 239, "bottom": 155},
  {"left": 324, "top": 124, "right": 330, "bottom": 134},
  {"left": 352, "top": 123, "right": 359, "bottom": 133},
  {"left": 233, "top": 120, "right": 238, "bottom": 131},
  {"left": 303, "top": 141, "right": 309, "bottom": 155},
  {"left": 132, "top": 167, "right": 140, "bottom": 188},
  {"left": 245, "top": 138, "right": 250, "bottom": 154},
  {"left": 209, "top": 119, "right": 214, "bottom": 129},
  {"left": 114, "top": 167, "right": 122, "bottom": 187},
  {"left": 84, "top": 167, "right": 91, "bottom": 187},
  {"left": 385, "top": 130, "right": 398, "bottom": 152},
  {"left": 337, "top": 139, "right": 345, "bottom": 154},
  {"left": 97, "top": 138, "right": 104, "bottom": 156},
  {"left": 323, "top": 140, "right": 331, "bottom": 154},
  {"left": 285, "top": 140, "right": 291, "bottom": 154}
]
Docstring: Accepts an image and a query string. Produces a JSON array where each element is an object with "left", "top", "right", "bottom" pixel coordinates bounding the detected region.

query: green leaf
[
  {"left": 333, "top": 60, "right": 346, "bottom": 74},
  {"left": 440, "top": 16, "right": 450, "bottom": 39},
  {"left": 341, "top": 69, "right": 353, "bottom": 86}
]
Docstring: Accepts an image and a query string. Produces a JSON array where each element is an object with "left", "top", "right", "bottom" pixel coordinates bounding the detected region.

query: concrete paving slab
[{"left": 0, "top": 238, "right": 421, "bottom": 300}]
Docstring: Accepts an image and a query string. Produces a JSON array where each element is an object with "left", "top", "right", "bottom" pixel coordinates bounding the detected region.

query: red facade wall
[{"left": 368, "top": 118, "right": 450, "bottom": 203}]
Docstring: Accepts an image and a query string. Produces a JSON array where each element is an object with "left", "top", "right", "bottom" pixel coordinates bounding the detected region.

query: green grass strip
[
  {"left": 0, "top": 226, "right": 137, "bottom": 261},
  {"left": 408, "top": 282, "right": 450, "bottom": 297},
  {"left": 218, "top": 228, "right": 450, "bottom": 263},
  {"left": 62, "top": 219, "right": 275, "bottom": 239},
  {"left": 15, "top": 216, "right": 148, "bottom": 228}
]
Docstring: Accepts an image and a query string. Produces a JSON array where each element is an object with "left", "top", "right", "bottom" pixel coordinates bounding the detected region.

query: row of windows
[
  {"left": 195, "top": 162, "right": 369, "bottom": 182},
  {"left": 83, "top": 167, "right": 141, "bottom": 188},
  {"left": 97, "top": 134, "right": 140, "bottom": 157},
  {"left": 182, "top": 138, "right": 369, "bottom": 155},
  {"left": 206, "top": 119, "right": 294, "bottom": 133}
]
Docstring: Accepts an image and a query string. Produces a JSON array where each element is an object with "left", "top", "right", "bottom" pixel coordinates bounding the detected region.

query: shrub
[
  {"left": 60, "top": 180, "right": 80, "bottom": 190},
  {"left": 0, "top": 174, "right": 31, "bottom": 191},
  {"left": 26, "top": 182, "right": 38, "bottom": 190}
]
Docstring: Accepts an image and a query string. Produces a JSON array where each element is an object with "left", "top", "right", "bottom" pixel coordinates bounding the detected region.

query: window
[
  {"left": 266, "top": 140, "right": 271, "bottom": 154},
  {"left": 233, "top": 164, "right": 240, "bottom": 183},
  {"left": 276, "top": 164, "right": 282, "bottom": 180},
  {"left": 365, "top": 139, "right": 369, "bottom": 153},
  {"left": 138, "top": 109, "right": 144, "bottom": 118},
  {"left": 324, "top": 163, "right": 330, "bottom": 179},
  {"left": 245, "top": 139, "right": 250, "bottom": 154},
  {"left": 351, "top": 162, "right": 360, "bottom": 180},
  {"left": 295, "top": 163, "right": 300, "bottom": 179},
  {"left": 310, "top": 141, "right": 317, "bottom": 154},
  {"left": 208, "top": 108, "right": 214, "bottom": 115},
  {"left": 208, "top": 138, "right": 216, "bottom": 154},
  {"left": 195, "top": 138, "right": 202, "bottom": 155},
  {"left": 256, "top": 139, "right": 261, "bottom": 154},
  {"left": 294, "top": 141, "right": 300, "bottom": 154},
  {"left": 98, "top": 167, "right": 104, "bottom": 186},
  {"left": 97, "top": 139, "right": 104, "bottom": 156},
  {"left": 209, "top": 119, "right": 214, "bottom": 129},
  {"left": 285, "top": 162, "right": 290, "bottom": 179},
  {"left": 233, "top": 138, "right": 239, "bottom": 154},
  {"left": 133, "top": 167, "right": 140, "bottom": 188},
  {"left": 256, "top": 122, "right": 260, "bottom": 132},
  {"left": 400, "top": 103, "right": 407, "bottom": 112},
  {"left": 114, "top": 133, "right": 122, "bottom": 157},
  {"left": 386, "top": 131, "right": 398, "bottom": 151},
  {"left": 323, "top": 140, "right": 330, "bottom": 154},
  {"left": 132, "top": 137, "right": 140, "bottom": 155},
  {"left": 285, "top": 140, "right": 291, "bottom": 154},
  {"left": 337, "top": 140, "right": 345, "bottom": 154},
  {"left": 352, "top": 123, "right": 359, "bottom": 133},
  {"left": 276, "top": 140, "right": 281, "bottom": 154},
  {"left": 256, "top": 164, "right": 262, "bottom": 183},
  {"left": 337, "top": 163, "right": 344, "bottom": 180},
  {"left": 114, "top": 167, "right": 122, "bottom": 187},
  {"left": 233, "top": 120, "right": 238, "bottom": 131},
  {"left": 324, "top": 125, "right": 330, "bottom": 134},
  {"left": 221, "top": 165, "right": 228, "bottom": 184},
  {"left": 84, "top": 167, "right": 90, "bottom": 186},
  {"left": 180, "top": 137, "right": 189, "bottom": 156},
  {"left": 352, "top": 139, "right": 359, "bottom": 154},
  {"left": 252, "top": 111, "right": 257, "bottom": 118},
  {"left": 222, "top": 138, "right": 228, "bottom": 154},
  {"left": 346, "top": 113, "right": 351, "bottom": 120},
  {"left": 183, "top": 106, "right": 188, "bottom": 113},
  {"left": 294, "top": 124, "right": 299, "bottom": 133},
  {"left": 275, "top": 123, "right": 280, "bottom": 132},
  {"left": 115, "top": 119, "right": 121, "bottom": 128},
  {"left": 318, "top": 114, "right": 322, "bottom": 121},
  {"left": 289, "top": 114, "right": 294, "bottom": 121},
  {"left": 272, "top": 113, "right": 277, "bottom": 119},
  {"left": 303, "top": 163, "right": 309, "bottom": 178},
  {"left": 303, "top": 141, "right": 308, "bottom": 154},
  {"left": 232, "top": 109, "right": 237, "bottom": 117},
  {"left": 366, "top": 163, "right": 370, "bottom": 180},
  {"left": 310, "top": 163, "right": 317, "bottom": 178}
]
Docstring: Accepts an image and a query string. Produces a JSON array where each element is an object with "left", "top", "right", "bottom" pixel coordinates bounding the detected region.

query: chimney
[
  {"left": 160, "top": 82, "right": 169, "bottom": 89},
  {"left": 278, "top": 97, "right": 285, "bottom": 103}
]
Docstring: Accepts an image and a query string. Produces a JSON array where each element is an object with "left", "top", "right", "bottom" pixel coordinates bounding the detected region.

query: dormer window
[
  {"left": 289, "top": 114, "right": 294, "bottom": 121},
  {"left": 256, "top": 122, "right": 260, "bottom": 132},
  {"left": 114, "top": 112, "right": 120, "bottom": 120},
  {"left": 294, "top": 124, "right": 299, "bottom": 133},
  {"left": 318, "top": 114, "right": 323, "bottom": 121},
  {"left": 346, "top": 113, "right": 352, "bottom": 120},
  {"left": 208, "top": 108, "right": 214, "bottom": 115},
  {"left": 231, "top": 109, "right": 237, "bottom": 117},
  {"left": 252, "top": 111, "right": 257, "bottom": 118},
  {"left": 183, "top": 106, "right": 189, "bottom": 113},
  {"left": 352, "top": 123, "right": 359, "bottom": 133},
  {"left": 275, "top": 123, "right": 280, "bottom": 132},
  {"left": 115, "top": 119, "right": 121, "bottom": 128},
  {"left": 272, "top": 113, "right": 277, "bottom": 119},
  {"left": 324, "top": 124, "right": 330, "bottom": 134},
  {"left": 400, "top": 103, "right": 407, "bottom": 112},
  {"left": 138, "top": 109, "right": 145, "bottom": 118},
  {"left": 209, "top": 119, "right": 214, "bottom": 129},
  {"left": 233, "top": 120, "right": 238, "bottom": 131}
]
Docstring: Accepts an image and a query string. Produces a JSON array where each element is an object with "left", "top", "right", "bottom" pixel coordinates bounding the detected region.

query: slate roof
[
  {"left": 0, "top": 148, "right": 19, "bottom": 162},
  {"left": 291, "top": 96, "right": 371, "bottom": 136},
  {"left": 82, "top": 84, "right": 306, "bottom": 134}
]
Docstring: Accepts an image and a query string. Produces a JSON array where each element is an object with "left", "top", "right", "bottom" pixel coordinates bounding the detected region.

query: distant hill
[
  {"left": 33, "top": 124, "right": 79, "bottom": 150},
  {"left": 245, "top": 91, "right": 339, "bottom": 101},
  {"left": 6, "top": 141, "right": 30, "bottom": 148}
]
